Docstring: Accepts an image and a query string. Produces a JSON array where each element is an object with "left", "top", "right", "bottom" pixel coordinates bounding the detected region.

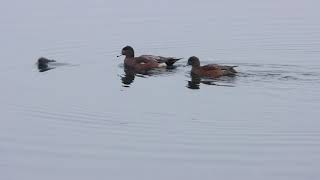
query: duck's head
[
  {"left": 187, "top": 56, "right": 200, "bottom": 67},
  {"left": 121, "top": 46, "right": 135, "bottom": 58},
  {"left": 37, "top": 57, "right": 56, "bottom": 65}
]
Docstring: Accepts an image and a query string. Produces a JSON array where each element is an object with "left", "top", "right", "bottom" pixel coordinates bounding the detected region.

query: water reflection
[
  {"left": 121, "top": 67, "right": 136, "bottom": 87},
  {"left": 120, "top": 65, "right": 180, "bottom": 87},
  {"left": 37, "top": 63, "right": 55, "bottom": 72},
  {"left": 187, "top": 73, "right": 236, "bottom": 89}
]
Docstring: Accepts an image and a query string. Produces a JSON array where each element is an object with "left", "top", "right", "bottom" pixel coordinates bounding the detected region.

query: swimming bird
[
  {"left": 187, "top": 56, "right": 237, "bottom": 78},
  {"left": 118, "top": 46, "right": 182, "bottom": 71},
  {"left": 37, "top": 57, "right": 56, "bottom": 72}
]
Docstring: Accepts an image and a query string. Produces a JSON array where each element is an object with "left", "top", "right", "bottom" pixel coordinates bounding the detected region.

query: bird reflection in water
[
  {"left": 121, "top": 67, "right": 138, "bottom": 87},
  {"left": 187, "top": 73, "right": 236, "bottom": 89},
  {"left": 121, "top": 65, "right": 179, "bottom": 87}
]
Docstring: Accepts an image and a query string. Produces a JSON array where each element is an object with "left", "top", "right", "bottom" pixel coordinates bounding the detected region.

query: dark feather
[{"left": 139, "top": 55, "right": 182, "bottom": 66}]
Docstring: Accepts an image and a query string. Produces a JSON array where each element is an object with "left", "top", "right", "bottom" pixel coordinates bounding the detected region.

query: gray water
[{"left": 1, "top": 0, "right": 320, "bottom": 179}]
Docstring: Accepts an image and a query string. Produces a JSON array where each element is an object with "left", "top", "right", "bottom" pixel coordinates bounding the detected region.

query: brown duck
[
  {"left": 118, "top": 46, "right": 182, "bottom": 71},
  {"left": 187, "top": 56, "right": 237, "bottom": 78}
]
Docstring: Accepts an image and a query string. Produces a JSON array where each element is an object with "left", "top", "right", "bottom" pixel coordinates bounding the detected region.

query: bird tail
[
  {"left": 165, "top": 58, "right": 182, "bottom": 66},
  {"left": 229, "top": 67, "right": 237, "bottom": 73},
  {"left": 223, "top": 71, "right": 237, "bottom": 76},
  {"left": 221, "top": 66, "right": 237, "bottom": 73}
]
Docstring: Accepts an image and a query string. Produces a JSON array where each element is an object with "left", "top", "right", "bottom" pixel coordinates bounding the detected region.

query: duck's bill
[{"left": 116, "top": 55, "right": 123, "bottom": 58}]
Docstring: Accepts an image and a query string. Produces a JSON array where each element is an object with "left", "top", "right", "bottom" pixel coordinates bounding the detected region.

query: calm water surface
[{"left": 1, "top": 0, "right": 320, "bottom": 179}]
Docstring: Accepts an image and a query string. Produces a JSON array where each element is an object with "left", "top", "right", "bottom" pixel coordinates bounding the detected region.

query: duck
[
  {"left": 118, "top": 46, "right": 182, "bottom": 71},
  {"left": 187, "top": 56, "right": 237, "bottom": 78},
  {"left": 37, "top": 57, "right": 56, "bottom": 72}
]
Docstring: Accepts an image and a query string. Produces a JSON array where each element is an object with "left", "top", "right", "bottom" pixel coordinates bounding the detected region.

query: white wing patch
[{"left": 158, "top": 63, "right": 167, "bottom": 67}]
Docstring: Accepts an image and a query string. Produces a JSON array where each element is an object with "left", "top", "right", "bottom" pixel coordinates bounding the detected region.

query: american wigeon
[
  {"left": 118, "top": 46, "right": 181, "bottom": 71},
  {"left": 187, "top": 56, "right": 237, "bottom": 78},
  {"left": 37, "top": 57, "right": 56, "bottom": 72}
]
